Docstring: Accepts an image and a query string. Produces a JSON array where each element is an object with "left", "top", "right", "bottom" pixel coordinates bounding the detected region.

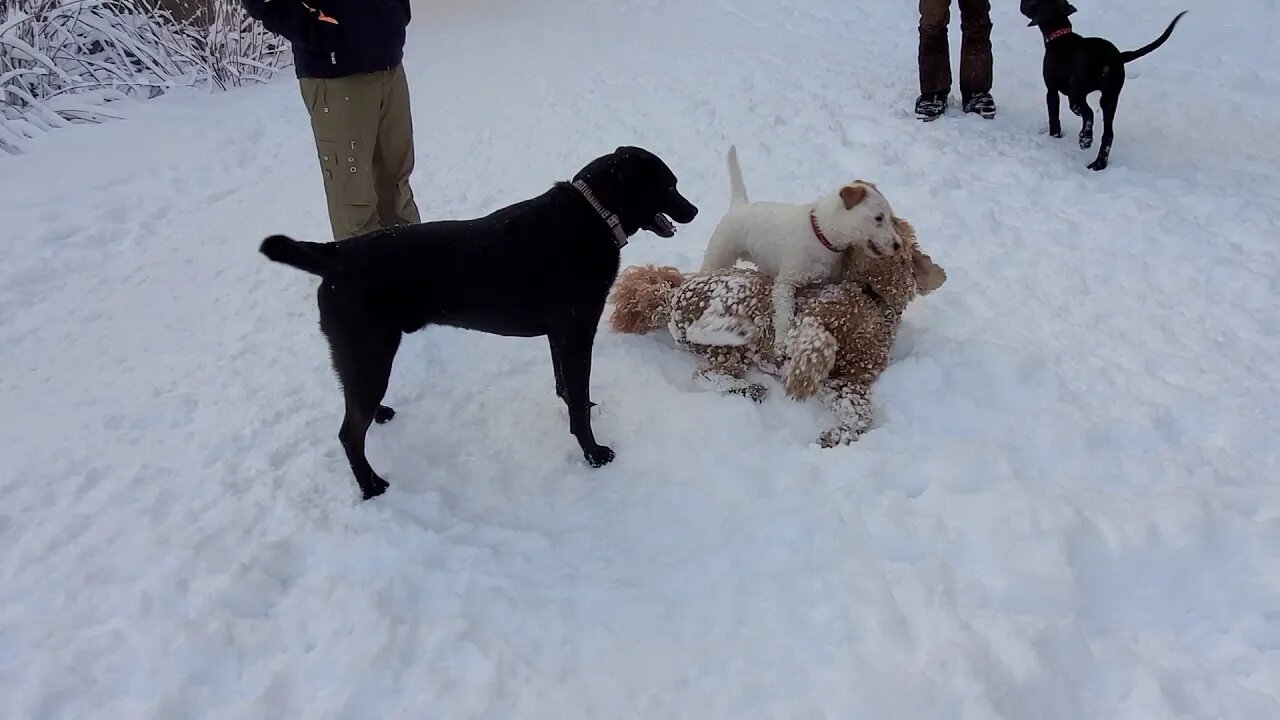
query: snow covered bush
[
  {"left": 0, "top": 0, "right": 290, "bottom": 155},
  {"left": 197, "top": 0, "right": 290, "bottom": 90}
]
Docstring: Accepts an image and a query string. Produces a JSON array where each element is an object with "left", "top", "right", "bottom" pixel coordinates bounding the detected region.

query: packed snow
[{"left": 2, "top": 0, "right": 1279, "bottom": 717}]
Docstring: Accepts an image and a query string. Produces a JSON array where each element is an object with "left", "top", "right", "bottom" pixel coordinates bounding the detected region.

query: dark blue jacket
[{"left": 242, "top": 0, "right": 411, "bottom": 79}]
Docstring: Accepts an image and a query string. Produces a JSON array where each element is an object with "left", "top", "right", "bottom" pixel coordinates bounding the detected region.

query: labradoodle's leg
[
  {"left": 783, "top": 318, "right": 838, "bottom": 400},
  {"left": 691, "top": 347, "right": 768, "bottom": 403},
  {"left": 817, "top": 379, "right": 874, "bottom": 447}
]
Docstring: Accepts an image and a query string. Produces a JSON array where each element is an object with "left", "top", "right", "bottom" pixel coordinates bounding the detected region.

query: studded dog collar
[{"left": 572, "top": 180, "right": 628, "bottom": 249}]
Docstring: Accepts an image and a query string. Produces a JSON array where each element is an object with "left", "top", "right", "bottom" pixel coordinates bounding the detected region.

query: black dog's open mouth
[
  {"left": 647, "top": 213, "right": 677, "bottom": 238},
  {"left": 646, "top": 192, "right": 697, "bottom": 237}
]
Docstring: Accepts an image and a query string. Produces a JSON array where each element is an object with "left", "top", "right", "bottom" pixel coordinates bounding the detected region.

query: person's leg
[
  {"left": 918, "top": 0, "right": 952, "bottom": 96},
  {"left": 916, "top": 0, "right": 952, "bottom": 120},
  {"left": 958, "top": 0, "right": 996, "bottom": 118},
  {"left": 373, "top": 64, "right": 421, "bottom": 228},
  {"left": 299, "top": 73, "right": 383, "bottom": 241}
]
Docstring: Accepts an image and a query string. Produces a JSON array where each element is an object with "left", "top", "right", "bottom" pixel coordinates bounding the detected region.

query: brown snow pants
[
  {"left": 299, "top": 64, "right": 421, "bottom": 241},
  {"left": 918, "top": 0, "right": 993, "bottom": 97}
]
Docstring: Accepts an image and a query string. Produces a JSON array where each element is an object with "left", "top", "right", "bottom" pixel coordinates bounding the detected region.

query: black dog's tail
[
  {"left": 1120, "top": 11, "right": 1187, "bottom": 63},
  {"left": 259, "top": 234, "right": 342, "bottom": 278}
]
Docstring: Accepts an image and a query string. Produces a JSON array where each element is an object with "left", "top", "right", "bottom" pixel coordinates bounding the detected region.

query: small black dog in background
[{"left": 1021, "top": 1, "right": 1187, "bottom": 171}]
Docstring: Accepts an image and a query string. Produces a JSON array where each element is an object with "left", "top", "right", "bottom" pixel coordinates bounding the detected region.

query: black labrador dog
[
  {"left": 260, "top": 146, "right": 698, "bottom": 500},
  {"left": 1021, "top": 1, "right": 1186, "bottom": 171}
]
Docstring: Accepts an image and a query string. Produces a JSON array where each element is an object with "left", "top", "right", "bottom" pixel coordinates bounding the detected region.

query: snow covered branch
[{"left": 0, "top": 0, "right": 291, "bottom": 155}]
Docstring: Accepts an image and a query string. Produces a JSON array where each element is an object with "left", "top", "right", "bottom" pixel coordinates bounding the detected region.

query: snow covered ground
[{"left": 2, "top": 0, "right": 1279, "bottom": 716}]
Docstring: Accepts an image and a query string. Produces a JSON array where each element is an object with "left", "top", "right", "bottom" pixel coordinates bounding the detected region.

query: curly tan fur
[
  {"left": 609, "top": 217, "right": 945, "bottom": 446},
  {"left": 782, "top": 317, "right": 837, "bottom": 398},
  {"left": 608, "top": 264, "right": 687, "bottom": 333}
]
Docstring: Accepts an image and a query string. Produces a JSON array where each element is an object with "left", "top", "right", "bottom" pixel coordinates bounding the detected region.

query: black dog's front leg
[
  {"left": 1047, "top": 89, "right": 1063, "bottom": 138},
  {"left": 552, "top": 324, "right": 614, "bottom": 468},
  {"left": 549, "top": 335, "right": 594, "bottom": 409},
  {"left": 549, "top": 334, "right": 568, "bottom": 402}
]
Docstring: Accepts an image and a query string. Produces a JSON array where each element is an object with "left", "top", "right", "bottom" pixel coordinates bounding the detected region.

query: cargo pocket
[
  {"left": 304, "top": 76, "right": 380, "bottom": 237},
  {"left": 318, "top": 136, "right": 378, "bottom": 238},
  {"left": 316, "top": 139, "right": 342, "bottom": 190},
  {"left": 333, "top": 137, "right": 376, "bottom": 206}
]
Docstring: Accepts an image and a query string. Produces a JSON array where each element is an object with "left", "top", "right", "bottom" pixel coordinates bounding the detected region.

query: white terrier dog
[{"left": 700, "top": 146, "right": 902, "bottom": 350}]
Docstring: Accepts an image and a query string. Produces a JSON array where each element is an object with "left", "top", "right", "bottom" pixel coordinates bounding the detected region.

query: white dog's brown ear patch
[{"left": 840, "top": 184, "right": 867, "bottom": 209}]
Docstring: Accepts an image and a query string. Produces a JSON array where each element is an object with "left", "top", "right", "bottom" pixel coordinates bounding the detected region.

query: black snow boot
[
  {"left": 962, "top": 92, "right": 997, "bottom": 119},
  {"left": 914, "top": 92, "right": 948, "bottom": 121}
]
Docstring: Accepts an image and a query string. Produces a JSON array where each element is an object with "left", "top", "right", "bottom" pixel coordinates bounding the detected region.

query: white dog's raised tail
[{"left": 726, "top": 145, "right": 748, "bottom": 205}]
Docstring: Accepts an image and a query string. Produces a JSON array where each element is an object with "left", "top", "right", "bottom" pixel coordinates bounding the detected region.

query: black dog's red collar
[
  {"left": 809, "top": 211, "right": 840, "bottom": 253},
  {"left": 1045, "top": 27, "right": 1072, "bottom": 43}
]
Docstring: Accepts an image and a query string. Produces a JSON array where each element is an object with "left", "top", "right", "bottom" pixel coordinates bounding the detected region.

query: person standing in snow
[
  {"left": 241, "top": 0, "right": 421, "bottom": 241},
  {"left": 915, "top": 0, "right": 997, "bottom": 121}
]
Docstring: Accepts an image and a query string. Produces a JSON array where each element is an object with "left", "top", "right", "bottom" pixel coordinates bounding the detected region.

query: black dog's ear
[
  {"left": 1024, "top": 0, "right": 1079, "bottom": 26},
  {"left": 598, "top": 147, "right": 642, "bottom": 196},
  {"left": 609, "top": 148, "right": 632, "bottom": 179}
]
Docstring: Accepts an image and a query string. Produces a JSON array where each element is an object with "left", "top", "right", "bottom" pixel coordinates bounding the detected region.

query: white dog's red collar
[
  {"left": 572, "top": 180, "right": 628, "bottom": 249},
  {"left": 1045, "top": 27, "right": 1072, "bottom": 43},
  {"left": 809, "top": 211, "right": 840, "bottom": 253}
]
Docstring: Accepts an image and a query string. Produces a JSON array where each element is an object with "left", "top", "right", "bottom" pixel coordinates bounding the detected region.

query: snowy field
[{"left": 3, "top": 0, "right": 1279, "bottom": 717}]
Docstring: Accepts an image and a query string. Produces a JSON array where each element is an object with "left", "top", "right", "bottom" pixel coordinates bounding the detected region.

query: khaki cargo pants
[
  {"left": 300, "top": 64, "right": 421, "bottom": 241},
  {"left": 919, "top": 0, "right": 993, "bottom": 97}
]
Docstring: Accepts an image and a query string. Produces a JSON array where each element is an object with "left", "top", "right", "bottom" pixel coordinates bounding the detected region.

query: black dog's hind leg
[
  {"left": 1072, "top": 95, "right": 1094, "bottom": 150},
  {"left": 1047, "top": 89, "right": 1063, "bottom": 138},
  {"left": 1068, "top": 73, "right": 1095, "bottom": 149},
  {"left": 1089, "top": 83, "right": 1121, "bottom": 171},
  {"left": 324, "top": 313, "right": 402, "bottom": 500},
  {"left": 551, "top": 318, "right": 614, "bottom": 468}
]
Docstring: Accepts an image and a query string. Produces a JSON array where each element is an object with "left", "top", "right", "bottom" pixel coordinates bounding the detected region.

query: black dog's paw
[
  {"left": 1079, "top": 133, "right": 1093, "bottom": 150},
  {"left": 374, "top": 405, "right": 396, "bottom": 424},
  {"left": 1050, "top": 129, "right": 1063, "bottom": 139},
  {"left": 1087, "top": 158, "right": 1109, "bottom": 171},
  {"left": 584, "top": 445, "right": 616, "bottom": 468},
  {"left": 361, "top": 475, "right": 390, "bottom": 500}
]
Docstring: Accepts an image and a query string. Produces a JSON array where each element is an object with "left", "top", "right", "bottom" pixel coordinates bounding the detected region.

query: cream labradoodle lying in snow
[{"left": 609, "top": 217, "right": 946, "bottom": 446}]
